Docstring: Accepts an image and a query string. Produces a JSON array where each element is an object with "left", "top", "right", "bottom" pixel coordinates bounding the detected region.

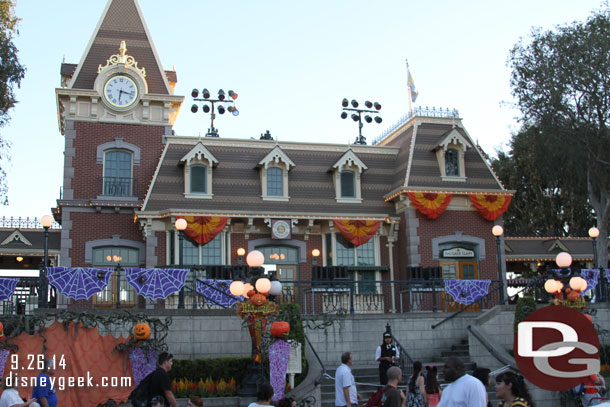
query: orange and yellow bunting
[
  {"left": 407, "top": 192, "right": 453, "bottom": 219},
  {"left": 178, "top": 216, "right": 229, "bottom": 245},
  {"left": 468, "top": 194, "right": 512, "bottom": 221},
  {"left": 333, "top": 219, "right": 382, "bottom": 247}
]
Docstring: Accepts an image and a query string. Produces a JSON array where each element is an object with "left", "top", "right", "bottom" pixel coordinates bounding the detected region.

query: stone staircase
[{"left": 319, "top": 339, "right": 500, "bottom": 407}]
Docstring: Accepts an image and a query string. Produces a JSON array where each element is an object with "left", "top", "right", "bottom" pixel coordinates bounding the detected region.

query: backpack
[
  {"left": 366, "top": 387, "right": 384, "bottom": 407},
  {"left": 129, "top": 371, "right": 154, "bottom": 407}
]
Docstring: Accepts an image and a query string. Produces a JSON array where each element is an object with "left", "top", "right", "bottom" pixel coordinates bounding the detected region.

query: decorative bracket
[
  {"left": 98, "top": 41, "right": 147, "bottom": 78},
  {"left": 303, "top": 219, "right": 314, "bottom": 241}
]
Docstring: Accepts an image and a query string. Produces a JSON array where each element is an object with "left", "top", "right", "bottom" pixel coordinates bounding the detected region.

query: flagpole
[{"left": 406, "top": 59, "right": 414, "bottom": 116}]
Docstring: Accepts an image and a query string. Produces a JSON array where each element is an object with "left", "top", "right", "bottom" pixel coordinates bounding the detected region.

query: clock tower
[{"left": 55, "top": 0, "right": 183, "bottom": 306}]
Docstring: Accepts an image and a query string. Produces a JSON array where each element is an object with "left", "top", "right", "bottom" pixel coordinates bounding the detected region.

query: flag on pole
[{"left": 407, "top": 65, "right": 418, "bottom": 103}]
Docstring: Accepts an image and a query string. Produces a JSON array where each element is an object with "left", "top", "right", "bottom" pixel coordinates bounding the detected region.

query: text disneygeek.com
[{"left": 6, "top": 374, "right": 132, "bottom": 390}]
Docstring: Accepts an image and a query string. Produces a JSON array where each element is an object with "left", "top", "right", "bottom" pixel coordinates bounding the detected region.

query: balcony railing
[{"left": 100, "top": 177, "right": 137, "bottom": 197}]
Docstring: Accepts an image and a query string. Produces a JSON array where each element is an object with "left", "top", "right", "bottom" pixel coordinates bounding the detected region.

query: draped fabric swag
[
  {"left": 468, "top": 194, "right": 512, "bottom": 221},
  {"left": 407, "top": 192, "right": 453, "bottom": 219},
  {"left": 177, "top": 216, "right": 229, "bottom": 245},
  {"left": 333, "top": 219, "right": 382, "bottom": 247}
]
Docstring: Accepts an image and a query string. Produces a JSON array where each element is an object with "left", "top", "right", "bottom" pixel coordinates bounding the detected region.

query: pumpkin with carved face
[
  {"left": 250, "top": 293, "right": 267, "bottom": 307},
  {"left": 270, "top": 321, "right": 290, "bottom": 338},
  {"left": 134, "top": 323, "right": 151, "bottom": 341}
]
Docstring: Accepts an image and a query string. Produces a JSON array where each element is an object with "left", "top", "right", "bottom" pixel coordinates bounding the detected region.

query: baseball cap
[
  {"left": 150, "top": 396, "right": 165, "bottom": 406},
  {"left": 383, "top": 332, "right": 392, "bottom": 338}
]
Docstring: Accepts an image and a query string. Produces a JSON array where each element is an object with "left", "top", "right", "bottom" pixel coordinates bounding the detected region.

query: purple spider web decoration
[
  {"left": 578, "top": 269, "right": 600, "bottom": 294},
  {"left": 444, "top": 280, "right": 491, "bottom": 305},
  {"left": 125, "top": 268, "right": 189, "bottom": 300},
  {"left": 128, "top": 347, "right": 158, "bottom": 386},
  {"left": 0, "top": 279, "right": 19, "bottom": 300},
  {"left": 47, "top": 267, "right": 113, "bottom": 300},
  {"left": 196, "top": 280, "right": 243, "bottom": 308},
  {"left": 269, "top": 339, "right": 290, "bottom": 401}
]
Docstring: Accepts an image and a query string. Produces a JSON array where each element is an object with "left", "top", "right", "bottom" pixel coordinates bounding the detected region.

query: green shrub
[
  {"left": 513, "top": 296, "right": 536, "bottom": 333},
  {"left": 169, "top": 357, "right": 251, "bottom": 383}
]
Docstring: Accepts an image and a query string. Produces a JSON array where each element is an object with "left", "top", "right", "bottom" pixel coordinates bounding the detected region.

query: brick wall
[
  {"left": 69, "top": 212, "right": 144, "bottom": 266},
  {"left": 156, "top": 231, "right": 166, "bottom": 265},
  {"left": 72, "top": 122, "right": 165, "bottom": 200}
]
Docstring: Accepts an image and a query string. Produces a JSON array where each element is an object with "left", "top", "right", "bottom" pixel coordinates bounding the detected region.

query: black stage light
[
  {"left": 365, "top": 100, "right": 372, "bottom": 108},
  {"left": 341, "top": 112, "right": 348, "bottom": 119},
  {"left": 342, "top": 98, "right": 349, "bottom": 107},
  {"left": 351, "top": 113, "right": 359, "bottom": 121},
  {"left": 202, "top": 105, "right": 210, "bottom": 113},
  {"left": 202, "top": 88, "right": 210, "bottom": 99},
  {"left": 191, "top": 89, "right": 199, "bottom": 98},
  {"left": 375, "top": 116, "right": 382, "bottom": 123},
  {"left": 365, "top": 115, "right": 372, "bottom": 123},
  {"left": 191, "top": 104, "right": 198, "bottom": 113},
  {"left": 351, "top": 99, "right": 359, "bottom": 108}
]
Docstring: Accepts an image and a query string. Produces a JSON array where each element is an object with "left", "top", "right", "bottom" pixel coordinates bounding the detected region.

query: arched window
[
  {"left": 445, "top": 149, "right": 459, "bottom": 176},
  {"left": 267, "top": 167, "right": 283, "bottom": 196},
  {"left": 340, "top": 170, "right": 355, "bottom": 198},
  {"left": 104, "top": 150, "right": 133, "bottom": 196},
  {"left": 190, "top": 165, "right": 207, "bottom": 193}
]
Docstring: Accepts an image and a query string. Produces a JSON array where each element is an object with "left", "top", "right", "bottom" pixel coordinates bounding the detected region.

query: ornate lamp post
[
  {"left": 544, "top": 252, "right": 588, "bottom": 306},
  {"left": 175, "top": 218, "right": 188, "bottom": 309},
  {"left": 39, "top": 215, "right": 54, "bottom": 308},
  {"left": 588, "top": 227, "right": 605, "bottom": 301},
  {"left": 340, "top": 98, "right": 382, "bottom": 145},
  {"left": 311, "top": 249, "right": 320, "bottom": 265},
  {"left": 191, "top": 88, "right": 239, "bottom": 137},
  {"left": 229, "top": 249, "right": 282, "bottom": 396},
  {"left": 492, "top": 225, "right": 505, "bottom": 303}
]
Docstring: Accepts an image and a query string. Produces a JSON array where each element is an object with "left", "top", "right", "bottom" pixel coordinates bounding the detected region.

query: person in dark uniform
[
  {"left": 375, "top": 332, "right": 399, "bottom": 385},
  {"left": 149, "top": 352, "right": 178, "bottom": 407}
]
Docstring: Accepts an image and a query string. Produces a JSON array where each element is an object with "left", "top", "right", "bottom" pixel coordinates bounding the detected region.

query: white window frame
[
  {"left": 258, "top": 146, "right": 294, "bottom": 201},
  {"left": 189, "top": 164, "right": 207, "bottom": 194},
  {"left": 171, "top": 231, "right": 226, "bottom": 265},
  {"left": 180, "top": 142, "right": 218, "bottom": 199},
  {"left": 332, "top": 149, "right": 367, "bottom": 203},
  {"left": 435, "top": 128, "right": 471, "bottom": 182},
  {"left": 330, "top": 233, "right": 381, "bottom": 294}
]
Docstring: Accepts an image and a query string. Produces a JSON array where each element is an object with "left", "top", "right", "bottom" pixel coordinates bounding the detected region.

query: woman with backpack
[
  {"left": 424, "top": 365, "right": 441, "bottom": 407},
  {"left": 406, "top": 361, "right": 426, "bottom": 407}
]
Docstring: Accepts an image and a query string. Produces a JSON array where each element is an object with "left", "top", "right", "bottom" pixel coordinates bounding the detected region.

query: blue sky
[{"left": 1, "top": 0, "right": 604, "bottom": 219}]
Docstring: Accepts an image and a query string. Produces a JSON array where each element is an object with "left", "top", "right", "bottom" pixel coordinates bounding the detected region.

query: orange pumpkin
[
  {"left": 250, "top": 293, "right": 267, "bottom": 306},
  {"left": 567, "top": 291, "right": 580, "bottom": 302},
  {"left": 270, "top": 321, "right": 290, "bottom": 338},
  {"left": 246, "top": 289, "right": 256, "bottom": 299},
  {"left": 134, "top": 323, "right": 151, "bottom": 341}
]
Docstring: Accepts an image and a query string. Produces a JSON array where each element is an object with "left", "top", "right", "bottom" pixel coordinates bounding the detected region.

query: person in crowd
[
  {"left": 32, "top": 359, "right": 57, "bottom": 407},
  {"left": 247, "top": 383, "right": 274, "bottom": 407},
  {"left": 0, "top": 373, "right": 37, "bottom": 407},
  {"left": 473, "top": 367, "right": 492, "bottom": 407},
  {"left": 376, "top": 332, "right": 399, "bottom": 385},
  {"left": 381, "top": 366, "right": 406, "bottom": 407},
  {"left": 580, "top": 372, "right": 607, "bottom": 406},
  {"left": 406, "top": 361, "right": 426, "bottom": 407},
  {"left": 149, "top": 352, "right": 178, "bottom": 407},
  {"left": 187, "top": 396, "right": 203, "bottom": 407},
  {"left": 335, "top": 352, "right": 361, "bottom": 407},
  {"left": 494, "top": 371, "right": 535, "bottom": 407},
  {"left": 277, "top": 397, "right": 297, "bottom": 407},
  {"left": 438, "top": 356, "right": 486, "bottom": 407},
  {"left": 424, "top": 365, "right": 442, "bottom": 407},
  {"left": 150, "top": 396, "right": 165, "bottom": 407}
]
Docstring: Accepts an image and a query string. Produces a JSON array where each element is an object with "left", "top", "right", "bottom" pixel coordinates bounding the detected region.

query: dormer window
[
  {"left": 445, "top": 149, "right": 459, "bottom": 176},
  {"left": 340, "top": 170, "right": 355, "bottom": 197},
  {"left": 180, "top": 142, "right": 218, "bottom": 199},
  {"left": 258, "top": 146, "right": 295, "bottom": 201},
  {"left": 190, "top": 165, "right": 207, "bottom": 193},
  {"left": 434, "top": 128, "right": 471, "bottom": 182},
  {"left": 332, "top": 149, "right": 367, "bottom": 203}
]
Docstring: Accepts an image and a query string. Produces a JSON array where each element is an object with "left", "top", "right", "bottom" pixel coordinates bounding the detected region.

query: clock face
[
  {"left": 103, "top": 75, "right": 138, "bottom": 108},
  {"left": 272, "top": 220, "right": 291, "bottom": 239}
]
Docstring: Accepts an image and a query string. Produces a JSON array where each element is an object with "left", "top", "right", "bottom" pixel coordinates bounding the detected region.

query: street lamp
[
  {"left": 39, "top": 215, "right": 54, "bottom": 308},
  {"left": 175, "top": 218, "right": 188, "bottom": 309},
  {"left": 341, "top": 98, "right": 382, "bottom": 145},
  {"left": 191, "top": 88, "right": 239, "bottom": 137},
  {"left": 237, "top": 247, "right": 246, "bottom": 264},
  {"left": 311, "top": 249, "right": 320, "bottom": 265},
  {"left": 491, "top": 225, "right": 505, "bottom": 303},
  {"left": 589, "top": 226, "right": 606, "bottom": 301}
]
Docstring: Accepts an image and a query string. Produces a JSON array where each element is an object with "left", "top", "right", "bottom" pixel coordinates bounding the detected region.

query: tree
[
  {"left": 508, "top": 7, "right": 610, "bottom": 266},
  {"left": 0, "top": 0, "right": 25, "bottom": 205},
  {"left": 492, "top": 125, "right": 594, "bottom": 237}
]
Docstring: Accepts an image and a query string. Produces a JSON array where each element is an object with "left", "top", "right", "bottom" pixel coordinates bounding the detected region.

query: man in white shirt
[
  {"left": 438, "top": 356, "right": 486, "bottom": 407},
  {"left": 335, "top": 352, "right": 361, "bottom": 407}
]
